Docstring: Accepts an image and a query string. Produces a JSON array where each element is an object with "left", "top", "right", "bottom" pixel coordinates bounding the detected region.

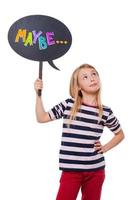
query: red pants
[{"left": 56, "top": 170, "right": 105, "bottom": 200}]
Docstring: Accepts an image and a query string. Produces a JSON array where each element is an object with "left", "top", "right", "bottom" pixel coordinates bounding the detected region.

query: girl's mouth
[{"left": 89, "top": 83, "right": 97, "bottom": 87}]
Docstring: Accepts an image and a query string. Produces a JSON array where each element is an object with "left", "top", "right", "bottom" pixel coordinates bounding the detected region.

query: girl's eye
[
  {"left": 92, "top": 72, "right": 97, "bottom": 76},
  {"left": 83, "top": 75, "right": 88, "bottom": 79}
]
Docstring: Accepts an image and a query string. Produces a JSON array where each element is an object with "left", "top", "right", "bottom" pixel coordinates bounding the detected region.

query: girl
[{"left": 34, "top": 64, "right": 124, "bottom": 200}]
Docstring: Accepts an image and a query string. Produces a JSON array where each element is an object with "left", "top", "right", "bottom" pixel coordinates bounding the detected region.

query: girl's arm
[
  {"left": 34, "top": 79, "right": 51, "bottom": 123},
  {"left": 95, "top": 129, "right": 125, "bottom": 153}
]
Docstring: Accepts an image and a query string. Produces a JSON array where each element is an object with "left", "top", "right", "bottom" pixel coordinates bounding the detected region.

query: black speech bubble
[
  {"left": 8, "top": 15, "right": 72, "bottom": 96},
  {"left": 8, "top": 15, "right": 72, "bottom": 70}
]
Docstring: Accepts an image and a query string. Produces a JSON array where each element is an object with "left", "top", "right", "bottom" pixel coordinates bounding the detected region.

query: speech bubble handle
[
  {"left": 38, "top": 61, "right": 43, "bottom": 96},
  {"left": 37, "top": 60, "right": 60, "bottom": 96}
]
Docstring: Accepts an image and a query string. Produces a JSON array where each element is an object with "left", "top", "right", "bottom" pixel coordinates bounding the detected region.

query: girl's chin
[{"left": 82, "top": 88, "right": 100, "bottom": 94}]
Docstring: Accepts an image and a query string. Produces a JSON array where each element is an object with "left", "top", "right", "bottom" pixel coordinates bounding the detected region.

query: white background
[{"left": 0, "top": 0, "right": 132, "bottom": 199}]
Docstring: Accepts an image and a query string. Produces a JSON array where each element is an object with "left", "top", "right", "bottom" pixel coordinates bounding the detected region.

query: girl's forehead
[{"left": 78, "top": 68, "right": 96, "bottom": 76}]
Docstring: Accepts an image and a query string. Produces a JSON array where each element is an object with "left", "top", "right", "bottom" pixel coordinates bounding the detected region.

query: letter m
[{"left": 15, "top": 29, "right": 27, "bottom": 43}]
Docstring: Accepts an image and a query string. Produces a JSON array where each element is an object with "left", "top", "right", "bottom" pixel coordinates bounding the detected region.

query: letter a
[{"left": 24, "top": 32, "right": 33, "bottom": 46}]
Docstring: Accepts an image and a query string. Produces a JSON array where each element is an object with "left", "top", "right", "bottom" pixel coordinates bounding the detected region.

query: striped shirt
[{"left": 48, "top": 98, "right": 121, "bottom": 171}]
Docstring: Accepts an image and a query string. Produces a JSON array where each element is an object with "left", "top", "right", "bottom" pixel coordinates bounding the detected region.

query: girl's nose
[{"left": 90, "top": 75, "right": 95, "bottom": 81}]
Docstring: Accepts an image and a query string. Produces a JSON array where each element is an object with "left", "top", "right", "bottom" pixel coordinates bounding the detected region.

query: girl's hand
[
  {"left": 94, "top": 141, "right": 106, "bottom": 154},
  {"left": 34, "top": 79, "right": 43, "bottom": 94}
]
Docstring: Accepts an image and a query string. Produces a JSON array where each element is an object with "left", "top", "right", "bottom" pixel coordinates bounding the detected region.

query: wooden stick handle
[{"left": 38, "top": 61, "right": 43, "bottom": 96}]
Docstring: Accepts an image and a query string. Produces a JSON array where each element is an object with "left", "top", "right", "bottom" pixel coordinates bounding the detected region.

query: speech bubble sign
[{"left": 8, "top": 15, "right": 72, "bottom": 70}]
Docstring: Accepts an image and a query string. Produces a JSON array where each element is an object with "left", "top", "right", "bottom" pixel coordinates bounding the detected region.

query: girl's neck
[{"left": 82, "top": 94, "right": 97, "bottom": 107}]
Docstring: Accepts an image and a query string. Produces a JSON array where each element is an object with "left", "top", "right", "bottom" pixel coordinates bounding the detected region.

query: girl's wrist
[
  {"left": 36, "top": 93, "right": 42, "bottom": 99},
  {"left": 102, "top": 145, "right": 109, "bottom": 153}
]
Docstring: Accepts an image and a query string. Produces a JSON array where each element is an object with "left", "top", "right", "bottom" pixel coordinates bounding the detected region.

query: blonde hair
[{"left": 69, "top": 64, "right": 103, "bottom": 122}]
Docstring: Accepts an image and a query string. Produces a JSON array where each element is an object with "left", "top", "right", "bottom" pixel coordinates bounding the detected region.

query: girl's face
[{"left": 78, "top": 67, "right": 100, "bottom": 94}]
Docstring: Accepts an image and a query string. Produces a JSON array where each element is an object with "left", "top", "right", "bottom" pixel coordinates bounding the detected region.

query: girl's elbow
[
  {"left": 121, "top": 133, "right": 125, "bottom": 141},
  {"left": 120, "top": 129, "right": 125, "bottom": 140},
  {"left": 36, "top": 117, "right": 46, "bottom": 123},
  {"left": 36, "top": 113, "right": 51, "bottom": 123},
  {"left": 119, "top": 130, "right": 125, "bottom": 141},
  {"left": 115, "top": 130, "right": 125, "bottom": 142}
]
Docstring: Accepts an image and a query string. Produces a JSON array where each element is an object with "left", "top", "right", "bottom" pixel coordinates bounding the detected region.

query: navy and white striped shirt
[{"left": 48, "top": 98, "right": 121, "bottom": 171}]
